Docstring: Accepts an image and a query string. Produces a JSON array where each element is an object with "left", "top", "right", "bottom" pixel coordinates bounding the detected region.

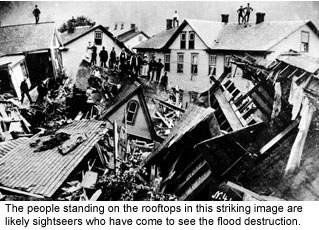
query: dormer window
[
  {"left": 189, "top": 31, "right": 195, "bottom": 49},
  {"left": 180, "top": 32, "right": 186, "bottom": 49},
  {"left": 126, "top": 100, "right": 139, "bottom": 124}
]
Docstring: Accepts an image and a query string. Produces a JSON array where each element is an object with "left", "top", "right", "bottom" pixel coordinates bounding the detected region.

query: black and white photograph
[{"left": 0, "top": 1, "right": 319, "bottom": 202}]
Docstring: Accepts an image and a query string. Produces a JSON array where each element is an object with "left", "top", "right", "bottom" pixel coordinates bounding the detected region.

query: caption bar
[{"left": 0, "top": 201, "right": 316, "bottom": 229}]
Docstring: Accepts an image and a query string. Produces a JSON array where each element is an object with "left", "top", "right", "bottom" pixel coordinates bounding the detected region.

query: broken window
[
  {"left": 126, "top": 100, "right": 139, "bottom": 124},
  {"left": 191, "top": 53, "right": 198, "bottom": 75},
  {"left": 209, "top": 54, "right": 217, "bottom": 75},
  {"left": 95, "top": 31, "right": 103, "bottom": 46},
  {"left": 301, "top": 31, "right": 309, "bottom": 52},
  {"left": 189, "top": 31, "right": 195, "bottom": 49},
  {"left": 177, "top": 53, "right": 184, "bottom": 73},
  {"left": 164, "top": 54, "right": 170, "bottom": 72},
  {"left": 180, "top": 32, "right": 186, "bottom": 49}
]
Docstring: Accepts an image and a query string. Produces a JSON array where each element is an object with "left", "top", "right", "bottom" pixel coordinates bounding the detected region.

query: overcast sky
[{"left": 1, "top": 1, "right": 319, "bottom": 35}]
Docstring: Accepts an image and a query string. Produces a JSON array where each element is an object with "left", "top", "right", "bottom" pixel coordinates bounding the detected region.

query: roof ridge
[{"left": 0, "top": 21, "right": 55, "bottom": 28}]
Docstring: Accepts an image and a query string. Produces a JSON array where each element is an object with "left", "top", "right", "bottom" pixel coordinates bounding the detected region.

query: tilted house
[
  {"left": 60, "top": 25, "right": 129, "bottom": 78},
  {"left": 135, "top": 14, "right": 319, "bottom": 97},
  {"left": 100, "top": 81, "right": 157, "bottom": 141},
  {"left": 0, "top": 22, "right": 63, "bottom": 96}
]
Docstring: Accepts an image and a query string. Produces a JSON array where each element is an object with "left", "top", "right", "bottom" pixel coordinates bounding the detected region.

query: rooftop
[{"left": 0, "top": 22, "right": 57, "bottom": 56}]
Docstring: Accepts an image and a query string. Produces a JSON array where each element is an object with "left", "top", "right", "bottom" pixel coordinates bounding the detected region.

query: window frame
[
  {"left": 301, "top": 31, "right": 310, "bottom": 52},
  {"left": 224, "top": 55, "right": 232, "bottom": 72},
  {"left": 164, "top": 54, "right": 170, "bottom": 72},
  {"left": 208, "top": 54, "right": 217, "bottom": 76},
  {"left": 180, "top": 32, "right": 186, "bottom": 49},
  {"left": 177, "top": 53, "right": 184, "bottom": 73},
  {"left": 189, "top": 31, "right": 195, "bottom": 49},
  {"left": 191, "top": 53, "right": 198, "bottom": 75},
  {"left": 94, "top": 31, "right": 103, "bottom": 46},
  {"left": 126, "top": 100, "right": 139, "bottom": 125}
]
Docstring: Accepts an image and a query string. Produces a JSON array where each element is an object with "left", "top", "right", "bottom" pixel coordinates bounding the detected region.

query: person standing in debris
[
  {"left": 20, "top": 77, "right": 32, "bottom": 104},
  {"left": 91, "top": 42, "right": 97, "bottom": 66},
  {"left": 237, "top": 6, "right": 245, "bottom": 24},
  {"left": 99, "top": 46, "right": 108, "bottom": 68},
  {"left": 160, "top": 71, "right": 168, "bottom": 91},
  {"left": 244, "top": 3, "right": 253, "bottom": 23},
  {"left": 156, "top": 58, "right": 164, "bottom": 83},
  {"left": 148, "top": 56, "right": 157, "bottom": 82},
  {"left": 33, "top": 5, "right": 41, "bottom": 24},
  {"left": 109, "top": 47, "right": 117, "bottom": 70},
  {"left": 119, "top": 48, "right": 127, "bottom": 73},
  {"left": 141, "top": 54, "right": 149, "bottom": 77},
  {"left": 36, "top": 79, "right": 48, "bottom": 104},
  {"left": 173, "top": 10, "right": 179, "bottom": 27}
]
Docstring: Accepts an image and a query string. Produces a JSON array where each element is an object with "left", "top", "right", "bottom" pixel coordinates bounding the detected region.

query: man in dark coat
[
  {"left": 20, "top": 77, "right": 32, "bottom": 103},
  {"left": 148, "top": 56, "right": 156, "bottom": 82},
  {"left": 109, "top": 47, "right": 117, "bottom": 69},
  {"left": 36, "top": 79, "right": 48, "bottom": 104},
  {"left": 33, "top": 5, "right": 41, "bottom": 24},
  {"left": 160, "top": 72, "right": 168, "bottom": 91},
  {"left": 244, "top": 3, "right": 253, "bottom": 23},
  {"left": 156, "top": 58, "right": 164, "bottom": 83},
  {"left": 99, "top": 46, "right": 108, "bottom": 68},
  {"left": 91, "top": 43, "right": 97, "bottom": 66},
  {"left": 119, "top": 48, "right": 127, "bottom": 73},
  {"left": 237, "top": 6, "right": 245, "bottom": 24},
  {"left": 130, "top": 53, "right": 139, "bottom": 80}
]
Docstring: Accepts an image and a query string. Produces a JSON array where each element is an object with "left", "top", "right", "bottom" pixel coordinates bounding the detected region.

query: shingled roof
[
  {"left": 134, "top": 27, "right": 178, "bottom": 50},
  {"left": 0, "top": 22, "right": 58, "bottom": 56}
]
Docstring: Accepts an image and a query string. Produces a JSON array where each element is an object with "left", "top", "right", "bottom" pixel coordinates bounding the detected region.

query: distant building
[
  {"left": 60, "top": 25, "right": 129, "bottom": 78},
  {"left": 0, "top": 22, "right": 63, "bottom": 96},
  {"left": 110, "top": 23, "right": 149, "bottom": 51},
  {"left": 135, "top": 14, "right": 319, "bottom": 96}
]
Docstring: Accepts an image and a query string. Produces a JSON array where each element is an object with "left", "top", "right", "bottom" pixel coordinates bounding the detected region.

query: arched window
[{"left": 126, "top": 100, "right": 139, "bottom": 124}]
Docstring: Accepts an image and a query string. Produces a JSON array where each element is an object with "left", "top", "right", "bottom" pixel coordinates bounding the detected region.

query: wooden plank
[
  {"left": 214, "top": 88, "right": 243, "bottom": 130},
  {"left": 226, "top": 181, "right": 264, "bottom": 200},
  {"left": 259, "top": 120, "right": 299, "bottom": 155},
  {"left": 155, "top": 98, "right": 185, "bottom": 112},
  {"left": 155, "top": 112, "right": 172, "bottom": 128},
  {"left": 113, "top": 120, "right": 118, "bottom": 171}
]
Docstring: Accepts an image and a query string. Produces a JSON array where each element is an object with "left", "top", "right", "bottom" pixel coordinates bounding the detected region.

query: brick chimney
[
  {"left": 131, "top": 24, "right": 136, "bottom": 30},
  {"left": 166, "top": 19, "right": 173, "bottom": 30},
  {"left": 114, "top": 23, "right": 118, "bottom": 30},
  {"left": 221, "top": 14, "right": 229, "bottom": 23},
  {"left": 121, "top": 23, "right": 124, "bottom": 30},
  {"left": 256, "top": 12, "right": 266, "bottom": 24}
]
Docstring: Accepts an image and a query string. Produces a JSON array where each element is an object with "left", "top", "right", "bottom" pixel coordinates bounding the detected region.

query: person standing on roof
[
  {"left": 237, "top": 6, "right": 245, "bottom": 24},
  {"left": 99, "top": 46, "right": 108, "bottom": 68},
  {"left": 20, "top": 76, "right": 32, "bottom": 104},
  {"left": 33, "top": 5, "right": 41, "bottom": 24},
  {"left": 173, "top": 10, "right": 179, "bottom": 27},
  {"left": 244, "top": 3, "right": 253, "bottom": 23}
]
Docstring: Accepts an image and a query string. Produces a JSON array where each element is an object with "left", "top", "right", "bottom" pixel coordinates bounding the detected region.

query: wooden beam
[
  {"left": 259, "top": 120, "right": 299, "bottom": 155},
  {"left": 0, "top": 185, "right": 45, "bottom": 199},
  {"left": 155, "top": 98, "right": 185, "bottom": 112}
]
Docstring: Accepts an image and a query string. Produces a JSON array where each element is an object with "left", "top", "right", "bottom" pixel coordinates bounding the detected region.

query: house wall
[
  {"left": 107, "top": 94, "right": 153, "bottom": 140},
  {"left": 62, "top": 28, "right": 123, "bottom": 78},
  {"left": 126, "top": 33, "right": 149, "bottom": 51},
  {"left": 268, "top": 24, "right": 319, "bottom": 60},
  {"left": 166, "top": 24, "right": 211, "bottom": 92}
]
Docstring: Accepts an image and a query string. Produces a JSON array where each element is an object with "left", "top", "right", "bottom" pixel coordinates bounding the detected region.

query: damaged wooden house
[{"left": 0, "top": 21, "right": 64, "bottom": 97}]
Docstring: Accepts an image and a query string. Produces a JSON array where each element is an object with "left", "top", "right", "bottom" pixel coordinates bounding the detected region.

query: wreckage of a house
[{"left": 0, "top": 22, "right": 64, "bottom": 95}]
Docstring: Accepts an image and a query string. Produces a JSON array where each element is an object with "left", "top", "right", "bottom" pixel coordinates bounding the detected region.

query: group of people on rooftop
[{"left": 237, "top": 3, "right": 253, "bottom": 24}]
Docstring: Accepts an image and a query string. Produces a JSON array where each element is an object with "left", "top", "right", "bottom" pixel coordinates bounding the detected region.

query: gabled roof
[
  {"left": 0, "top": 22, "right": 57, "bottom": 56},
  {"left": 213, "top": 20, "right": 313, "bottom": 51},
  {"left": 143, "top": 105, "right": 214, "bottom": 165},
  {"left": 134, "top": 27, "right": 178, "bottom": 50},
  {"left": 140, "top": 19, "right": 319, "bottom": 53},
  {"left": 119, "top": 30, "right": 150, "bottom": 43},
  {"left": 61, "top": 25, "right": 129, "bottom": 51}
]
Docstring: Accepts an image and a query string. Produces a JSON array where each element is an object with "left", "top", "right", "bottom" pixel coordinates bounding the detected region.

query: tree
[{"left": 58, "top": 16, "right": 96, "bottom": 34}]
